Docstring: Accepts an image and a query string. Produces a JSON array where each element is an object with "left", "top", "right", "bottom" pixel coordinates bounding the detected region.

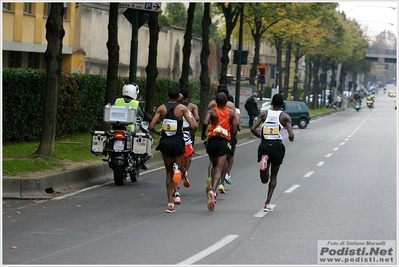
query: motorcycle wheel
[
  {"left": 130, "top": 170, "right": 139, "bottom": 183},
  {"left": 114, "top": 165, "right": 127, "bottom": 186}
]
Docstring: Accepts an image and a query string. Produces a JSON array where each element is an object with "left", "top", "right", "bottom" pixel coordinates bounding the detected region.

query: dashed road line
[
  {"left": 284, "top": 184, "right": 300, "bottom": 193},
  {"left": 177, "top": 234, "right": 239, "bottom": 265},
  {"left": 253, "top": 204, "right": 276, "bottom": 218},
  {"left": 317, "top": 161, "right": 325, "bottom": 166},
  {"left": 325, "top": 153, "right": 333, "bottom": 157},
  {"left": 303, "top": 171, "right": 314, "bottom": 177}
]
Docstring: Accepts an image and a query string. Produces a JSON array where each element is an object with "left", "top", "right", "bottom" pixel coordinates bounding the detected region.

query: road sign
[{"left": 119, "top": 2, "right": 162, "bottom": 12}]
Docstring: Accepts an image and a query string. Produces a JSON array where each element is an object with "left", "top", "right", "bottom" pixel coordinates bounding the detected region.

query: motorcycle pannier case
[
  {"left": 132, "top": 133, "right": 153, "bottom": 155},
  {"left": 103, "top": 104, "right": 137, "bottom": 124},
  {"left": 91, "top": 131, "right": 107, "bottom": 155}
]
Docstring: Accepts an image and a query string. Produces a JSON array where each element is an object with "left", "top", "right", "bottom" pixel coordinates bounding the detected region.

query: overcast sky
[{"left": 336, "top": 1, "right": 398, "bottom": 38}]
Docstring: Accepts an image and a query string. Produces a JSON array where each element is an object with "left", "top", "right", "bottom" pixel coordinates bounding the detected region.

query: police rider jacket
[{"left": 114, "top": 97, "right": 139, "bottom": 132}]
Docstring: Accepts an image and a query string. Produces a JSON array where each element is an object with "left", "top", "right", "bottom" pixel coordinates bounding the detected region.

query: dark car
[
  {"left": 283, "top": 101, "right": 311, "bottom": 129},
  {"left": 260, "top": 101, "right": 310, "bottom": 129},
  {"left": 260, "top": 100, "right": 311, "bottom": 129}
]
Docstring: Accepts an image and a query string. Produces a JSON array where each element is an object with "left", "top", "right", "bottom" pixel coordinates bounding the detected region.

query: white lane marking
[
  {"left": 325, "top": 153, "right": 333, "bottom": 158},
  {"left": 284, "top": 184, "right": 300, "bottom": 193},
  {"left": 51, "top": 183, "right": 113, "bottom": 200},
  {"left": 303, "top": 171, "right": 314, "bottom": 177},
  {"left": 340, "top": 142, "right": 345, "bottom": 146},
  {"left": 317, "top": 161, "right": 324, "bottom": 166},
  {"left": 177, "top": 235, "right": 239, "bottom": 265},
  {"left": 345, "top": 138, "right": 349, "bottom": 141},
  {"left": 253, "top": 204, "right": 276, "bottom": 217},
  {"left": 333, "top": 147, "right": 339, "bottom": 151}
]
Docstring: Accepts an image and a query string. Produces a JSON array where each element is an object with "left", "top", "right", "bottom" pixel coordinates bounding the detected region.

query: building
[
  {"left": 2, "top": 2, "right": 282, "bottom": 86},
  {"left": 2, "top": 2, "right": 84, "bottom": 72}
]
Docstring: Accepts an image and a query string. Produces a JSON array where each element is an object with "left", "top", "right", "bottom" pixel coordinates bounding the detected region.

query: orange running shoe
[
  {"left": 173, "top": 163, "right": 182, "bottom": 185},
  {"left": 183, "top": 172, "right": 190, "bottom": 188}
]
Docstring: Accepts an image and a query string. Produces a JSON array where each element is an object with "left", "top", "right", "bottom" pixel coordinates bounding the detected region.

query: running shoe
[
  {"left": 225, "top": 174, "right": 232, "bottom": 185},
  {"left": 166, "top": 204, "right": 175, "bottom": 213},
  {"left": 218, "top": 183, "right": 226, "bottom": 194},
  {"left": 183, "top": 172, "right": 190, "bottom": 188},
  {"left": 259, "top": 155, "right": 269, "bottom": 171},
  {"left": 173, "top": 192, "right": 181, "bottom": 205},
  {"left": 206, "top": 177, "right": 212, "bottom": 194},
  {"left": 173, "top": 163, "right": 182, "bottom": 185},
  {"left": 207, "top": 190, "right": 215, "bottom": 211},
  {"left": 263, "top": 203, "right": 273, "bottom": 212}
]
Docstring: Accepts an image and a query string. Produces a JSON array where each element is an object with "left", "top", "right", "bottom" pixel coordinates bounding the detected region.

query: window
[
  {"left": 43, "top": 3, "right": 68, "bottom": 19},
  {"left": 8, "top": 51, "right": 22, "bottom": 68},
  {"left": 2, "top": 2, "right": 12, "bottom": 11},
  {"left": 43, "top": 3, "right": 50, "bottom": 17},
  {"left": 28, "top": 53, "right": 41, "bottom": 69},
  {"left": 23, "top": 3, "right": 32, "bottom": 14},
  {"left": 63, "top": 2, "right": 68, "bottom": 20}
]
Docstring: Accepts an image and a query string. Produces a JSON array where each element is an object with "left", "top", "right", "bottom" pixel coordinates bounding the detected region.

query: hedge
[{"left": 2, "top": 68, "right": 215, "bottom": 143}]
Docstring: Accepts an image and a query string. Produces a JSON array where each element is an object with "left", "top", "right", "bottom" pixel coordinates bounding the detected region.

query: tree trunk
[
  {"left": 35, "top": 3, "right": 65, "bottom": 157},
  {"left": 199, "top": 3, "right": 211, "bottom": 127},
  {"left": 179, "top": 3, "right": 195, "bottom": 89},
  {"left": 146, "top": 11, "right": 160, "bottom": 115},
  {"left": 103, "top": 3, "right": 120, "bottom": 131},
  {"left": 311, "top": 55, "right": 321, "bottom": 109},
  {"left": 283, "top": 41, "right": 291, "bottom": 95},
  {"left": 218, "top": 3, "right": 240, "bottom": 85},
  {"left": 274, "top": 36, "right": 283, "bottom": 91},
  {"left": 249, "top": 23, "right": 261, "bottom": 86},
  {"left": 292, "top": 53, "right": 301, "bottom": 101}
]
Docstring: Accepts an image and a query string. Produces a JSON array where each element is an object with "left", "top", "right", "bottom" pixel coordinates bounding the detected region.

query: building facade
[{"left": 2, "top": 2, "right": 284, "bottom": 87}]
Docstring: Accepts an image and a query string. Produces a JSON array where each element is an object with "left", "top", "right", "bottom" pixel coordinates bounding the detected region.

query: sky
[{"left": 336, "top": 1, "right": 398, "bottom": 39}]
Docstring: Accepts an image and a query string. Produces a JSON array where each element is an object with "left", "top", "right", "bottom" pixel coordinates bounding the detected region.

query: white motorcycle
[{"left": 91, "top": 104, "right": 153, "bottom": 185}]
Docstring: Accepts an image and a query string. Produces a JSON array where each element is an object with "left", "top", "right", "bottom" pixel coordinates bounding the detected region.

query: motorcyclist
[
  {"left": 354, "top": 92, "right": 362, "bottom": 104},
  {"left": 114, "top": 83, "right": 153, "bottom": 132},
  {"left": 114, "top": 83, "right": 153, "bottom": 170},
  {"left": 366, "top": 94, "right": 375, "bottom": 107}
]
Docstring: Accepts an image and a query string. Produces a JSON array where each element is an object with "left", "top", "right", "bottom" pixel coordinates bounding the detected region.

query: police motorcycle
[
  {"left": 366, "top": 95, "right": 374, "bottom": 110},
  {"left": 353, "top": 99, "right": 362, "bottom": 112},
  {"left": 91, "top": 85, "right": 154, "bottom": 186}
]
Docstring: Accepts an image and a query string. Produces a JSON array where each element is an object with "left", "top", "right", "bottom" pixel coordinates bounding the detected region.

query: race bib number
[
  {"left": 262, "top": 123, "right": 279, "bottom": 139},
  {"left": 162, "top": 119, "right": 178, "bottom": 136}
]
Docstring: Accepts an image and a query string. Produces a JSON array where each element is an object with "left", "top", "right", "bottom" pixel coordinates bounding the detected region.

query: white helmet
[{"left": 122, "top": 83, "right": 139, "bottom": 99}]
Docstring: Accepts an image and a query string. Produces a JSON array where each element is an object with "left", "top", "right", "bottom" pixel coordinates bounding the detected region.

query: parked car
[
  {"left": 260, "top": 100, "right": 311, "bottom": 129},
  {"left": 256, "top": 98, "right": 271, "bottom": 109},
  {"left": 388, "top": 91, "right": 396, "bottom": 97}
]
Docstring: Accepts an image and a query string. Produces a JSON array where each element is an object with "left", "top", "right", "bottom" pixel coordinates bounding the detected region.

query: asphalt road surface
[{"left": 3, "top": 87, "right": 397, "bottom": 265}]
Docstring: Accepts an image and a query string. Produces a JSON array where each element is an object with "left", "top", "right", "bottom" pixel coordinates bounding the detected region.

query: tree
[
  {"left": 180, "top": 3, "right": 195, "bottom": 89},
  {"left": 35, "top": 3, "right": 65, "bottom": 157},
  {"left": 145, "top": 11, "right": 160, "bottom": 115},
  {"left": 103, "top": 3, "right": 120, "bottom": 131},
  {"left": 199, "top": 3, "right": 211, "bottom": 125},
  {"left": 243, "top": 3, "right": 286, "bottom": 86},
  {"left": 214, "top": 3, "right": 241, "bottom": 85},
  {"left": 162, "top": 2, "right": 187, "bottom": 28}
]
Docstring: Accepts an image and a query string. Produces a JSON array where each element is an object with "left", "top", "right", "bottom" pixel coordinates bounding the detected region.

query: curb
[{"left": 2, "top": 130, "right": 254, "bottom": 199}]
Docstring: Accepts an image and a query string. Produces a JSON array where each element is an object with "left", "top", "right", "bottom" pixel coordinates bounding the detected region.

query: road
[{"left": 3, "top": 87, "right": 397, "bottom": 265}]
